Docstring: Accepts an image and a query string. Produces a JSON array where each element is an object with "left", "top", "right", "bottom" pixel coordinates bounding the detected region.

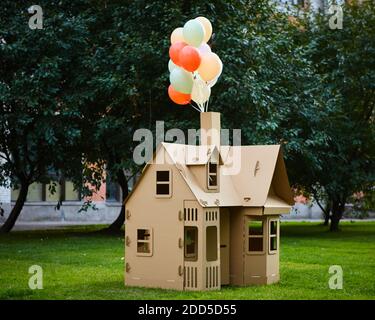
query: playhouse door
[{"left": 183, "top": 200, "right": 202, "bottom": 290}]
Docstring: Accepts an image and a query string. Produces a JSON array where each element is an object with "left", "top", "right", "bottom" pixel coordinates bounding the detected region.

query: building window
[
  {"left": 11, "top": 180, "right": 80, "bottom": 202},
  {"left": 248, "top": 220, "right": 264, "bottom": 254},
  {"left": 10, "top": 188, "right": 19, "bottom": 202},
  {"left": 156, "top": 170, "right": 171, "bottom": 197},
  {"left": 184, "top": 227, "right": 198, "bottom": 261},
  {"left": 207, "top": 161, "right": 218, "bottom": 189},
  {"left": 136, "top": 228, "right": 153, "bottom": 256},
  {"left": 64, "top": 181, "right": 81, "bottom": 201},
  {"left": 45, "top": 182, "right": 62, "bottom": 202},
  {"left": 27, "top": 182, "right": 44, "bottom": 202},
  {"left": 206, "top": 226, "right": 218, "bottom": 261},
  {"left": 269, "top": 219, "right": 279, "bottom": 254}
]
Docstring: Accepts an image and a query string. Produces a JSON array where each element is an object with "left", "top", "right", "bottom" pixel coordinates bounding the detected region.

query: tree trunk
[
  {"left": 330, "top": 199, "right": 345, "bottom": 232},
  {"left": 324, "top": 212, "right": 330, "bottom": 226},
  {"left": 106, "top": 169, "right": 129, "bottom": 232},
  {"left": 323, "top": 201, "right": 331, "bottom": 226},
  {"left": 314, "top": 195, "right": 331, "bottom": 226},
  {"left": 0, "top": 182, "right": 29, "bottom": 233}
]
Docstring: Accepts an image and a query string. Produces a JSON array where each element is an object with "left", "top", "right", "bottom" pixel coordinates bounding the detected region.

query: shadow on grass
[
  {"left": 2, "top": 221, "right": 375, "bottom": 241},
  {"left": 280, "top": 221, "right": 375, "bottom": 239},
  {"left": 0, "top": 225, "right": 124, "bottom": 242}
]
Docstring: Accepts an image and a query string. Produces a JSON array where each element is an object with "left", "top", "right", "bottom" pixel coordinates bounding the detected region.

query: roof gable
[
  {"left": 163, "top": 143, "right": 224, "bottom": 165},
  {"left": 125, "top": 142, "right": 292, "bottom": 209},
  {"left": 163, "top": 143, "right": 241, "bottom": 207},
  {"left": 267, "top": 148, "right": 294, "bottom": 206},
  {"left": 227, "top": 145, "right": 280, "bottom": 206}
]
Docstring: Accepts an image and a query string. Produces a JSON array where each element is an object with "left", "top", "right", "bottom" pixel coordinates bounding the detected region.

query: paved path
[{"left": 6, "top": 221, "right": 112, "bottom": 231}]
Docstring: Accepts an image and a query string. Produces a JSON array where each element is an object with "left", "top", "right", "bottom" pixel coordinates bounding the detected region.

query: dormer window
[
  {"left": 207, "top": 161, "right": 218, "bottom": 189},
  {"left": 156, "top": 170, "right": 171, "bottom": 197}
]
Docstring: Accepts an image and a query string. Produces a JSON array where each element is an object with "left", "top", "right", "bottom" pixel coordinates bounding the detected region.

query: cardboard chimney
[
  {"left": 200, "top": 111, "right": 221, "bottom": 148},
  {"left": 124, "top": 112, "right": 293, "bottom": 290}
]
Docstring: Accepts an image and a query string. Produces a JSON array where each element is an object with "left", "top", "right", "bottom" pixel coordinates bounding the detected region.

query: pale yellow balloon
[
  {"left": 196, "top": 17, "right": 212, "bottom": 43},
  {"left": 170, "top": 27, "right": 185, "bottom": 44},
  {"left": 197, "top": 52, "right": 221, "bottom": 82},
  {"left": 192, "top": 76, "right": 211, "bottom": 105}
]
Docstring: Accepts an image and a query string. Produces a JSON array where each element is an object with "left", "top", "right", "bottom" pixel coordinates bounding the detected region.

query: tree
[
  {"left": 0, "top": 1, "right": 100, "bottom": 232},
  {"left": 202, "top": 1, "right": 374, "bottom": 231},
  {"left": 2, "top": 0, "right": 372, "bottom": 234},
  {"left": 298, "top": 1, "right": 375, "bottom": 230},
  {"left": 47, "top": 0, "right": 337, "bottom": 232}
]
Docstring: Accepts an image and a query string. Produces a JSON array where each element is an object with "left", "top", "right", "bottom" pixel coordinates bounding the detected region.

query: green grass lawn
[{"left": 0, "top": 221, "right": 374, "bottom": 300}]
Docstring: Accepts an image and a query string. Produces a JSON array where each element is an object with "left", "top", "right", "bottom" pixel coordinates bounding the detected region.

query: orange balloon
[
  {"left": 179, "top": 46, "right": 202, "bottom": 72},
  {"left": 169, "top": 42, "right": 187, "bottom": 66},
  {"left": 168, "top": 85, "right": 191, "bottom": 105},
  {"left": 197, "top": 52, "right": 221, "bottom": 81}
]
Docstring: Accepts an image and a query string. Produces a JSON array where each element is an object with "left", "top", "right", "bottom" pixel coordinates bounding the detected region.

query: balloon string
[
  {"left": 192, "top": 72, "right": 202, "bottom": 112},
  {"left": 194, "top": 76, "right": 203, "bottom": 112},
  {"left": 199, "top": 102, "right": 204, "bottom": 112},
  {"left": 189, "top": 102, "right": 202, "bottom": 113},
  {"left": 198, "top": 79, "right": 205, "bottom": 112}
]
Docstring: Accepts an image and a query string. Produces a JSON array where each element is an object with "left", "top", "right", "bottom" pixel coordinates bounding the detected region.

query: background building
[{"left": 0, "top": 171, "right": 139, "bottom": 224}]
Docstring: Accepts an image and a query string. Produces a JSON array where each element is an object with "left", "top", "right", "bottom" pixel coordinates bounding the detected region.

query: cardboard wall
[
  {"left": 125, "top": 151, "right": 196, "bottom": 290},
  {"left": 229, "top": 207, "right": 245, "bottom": 286},
  {"left": 243, "top": 215, "right": 280, "bottom": 285}
]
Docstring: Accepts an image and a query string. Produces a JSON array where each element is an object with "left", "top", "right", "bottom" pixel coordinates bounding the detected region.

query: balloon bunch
[{"left": 168, "top": 17, "right": 223, "bottom": 112}]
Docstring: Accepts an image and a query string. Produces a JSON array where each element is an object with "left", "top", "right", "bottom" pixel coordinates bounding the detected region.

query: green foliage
[
  {"left": 1, "top": 0, "right": 374, "bottom": 229},
  {"left": 0, "top": 0, "right": 100, "bottom": 194},
  {"left": 292, "top": 2, "right": 375, "bottom": 209},
  {"left": 77, "top": 0, "right": 335, "bottom": 190}
]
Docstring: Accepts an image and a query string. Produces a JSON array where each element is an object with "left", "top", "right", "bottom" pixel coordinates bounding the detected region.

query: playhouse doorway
[
  {"left": 182, "top": 200, "right": 221, "bottom": 290},
  {"left": 220, "top": 208, "right": 230, "bottom": 285}
]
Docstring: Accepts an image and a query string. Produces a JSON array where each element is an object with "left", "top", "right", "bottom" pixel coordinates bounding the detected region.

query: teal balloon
[
  {"left": 168, "top": 59, "right": 177, "bottom": 73},
  {"left": 183, "top": 19, "right": 205, "bottom": 48},
  {"left": 169, "top": 67, "right": 193, "bottom": 94}
]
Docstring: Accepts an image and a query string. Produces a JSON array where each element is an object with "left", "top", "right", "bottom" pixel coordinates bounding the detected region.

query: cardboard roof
[
  {"left": 125, "top": 142, "right": 293, "bottom": 210},
  {"left": 264, "top": 194, "right": 293, "bottom": 209},
  {"left": 164, "top": 143, "right": 224, "bottom": 165},
  {"left": 163, "top": 143, "right": 242, "bottom": 207},
  {"left": 225, "top": 145, "right": 294, "bottom": 207}
]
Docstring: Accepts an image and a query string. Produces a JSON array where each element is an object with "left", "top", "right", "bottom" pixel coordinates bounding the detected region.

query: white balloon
[
  {"left": 192, "top": 75, "right": 211, "bottom": 105},
  {"left": 168, "top": 59, "right": 177, "bottom": 73},
  {"left": 198, "top": 43, "right": 211, "bottom": 56},
  {"left": 208, "top": 77, "right": 218, "bottom": 88}
]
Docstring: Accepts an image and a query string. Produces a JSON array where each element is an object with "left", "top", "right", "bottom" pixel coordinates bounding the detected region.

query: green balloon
[
  {"left": 183, "top": 19, "right": 205, "bottom": 48},
  {"left": 169, "top": 67, "right": 193, "bottom": 94}
]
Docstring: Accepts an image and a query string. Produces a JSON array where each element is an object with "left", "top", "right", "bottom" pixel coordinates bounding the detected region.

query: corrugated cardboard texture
[{"left": 125, "top": 112, "right": 293, "bottom": 290}]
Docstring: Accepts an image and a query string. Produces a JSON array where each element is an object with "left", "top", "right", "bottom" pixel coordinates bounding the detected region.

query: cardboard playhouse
[{"left": 124, "top": 112, "right": 294, "bottom": 291}]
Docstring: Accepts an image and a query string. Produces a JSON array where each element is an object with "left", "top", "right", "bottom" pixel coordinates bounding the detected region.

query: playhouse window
[
  {"left": 184, "top": 227, "right": 198, "bottom": 260},
  {"left": 206, "top": 226, "right": 218, "bottom": 261},
  {"left": 156, "top": 170, "right": 171, "bottom": 196},
  {"left": 137, "top": 228, "right": 153, "bottom": 256},
  {"left": 207, "top": 162, "right": 218, "bottom": 189},
  {"left": 248, "top": 220, "right": 264, "bottom": 253},
  {"left": 269, "top": 219, "right": 278, "bottom": 253}
]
